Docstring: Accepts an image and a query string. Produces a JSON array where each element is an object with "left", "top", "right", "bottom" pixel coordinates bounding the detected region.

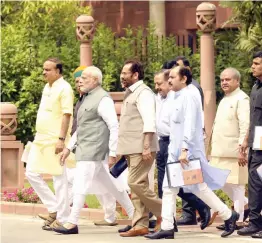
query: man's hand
[
  {"left": 238, "top": 154, "right": 248, "bottom": 167},
  {"left": 179, "top": 150, "right": 189, "bottom": 169},
  {"left": 116, "top": 155, "right": 122, "bottom": 162},
  {"left": 55, "top": 140, "right": 65, "bottom": 154},
  {"left": 142, "top": 147, "right": 152, "bottom": 162},
  {"left": 108, "top": 156, "right": 117, "bottom": 168},
  {"left": 238, "top": 145, "right": 248, "bottom": 167},
  {"left": 60, "top": 148, "right": 70, "bottom": 166},
  {"left": 239, "top": 139, "right": 248, "bottom": 155}
]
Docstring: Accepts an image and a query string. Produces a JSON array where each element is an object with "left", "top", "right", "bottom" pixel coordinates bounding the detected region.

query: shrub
[
  {"left": 3, "top": 187, "right": 89, "bottom": 208},
  {"left": 3, "top": 187, "right": 41, "bottom": 204}
]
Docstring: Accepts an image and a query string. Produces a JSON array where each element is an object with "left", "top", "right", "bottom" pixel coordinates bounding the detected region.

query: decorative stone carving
[
  {"left": 196, "top": 2, "right": 216, "bottom": 33},
  {"left": 1, "top": 102, "right": 24, "bottom": 192},
  {"left": 76, "top": 15, "right": 95, "bottom": 43},
  {"left": 1, "top": 102, "right": 18, "bottom": 138}
]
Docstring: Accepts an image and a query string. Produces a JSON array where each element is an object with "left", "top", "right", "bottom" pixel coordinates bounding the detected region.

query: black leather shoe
[
  {"left": 144, "top": 229, "right": 174, "bottom": 239},
  {"left": 237, "top": 224, "right": 261, "bottom": 236},
  {"left": 198, "top": 207, "right": 211, "bottom": 230},
  {"left": 216, "top": 224, "right": 225, "bottom": 231},
  {"left": 148, "top": 220, "right": 157, "bottom": 232},
  {"left": 53, "top": 225, "right": 78, "bottom": 235},
  {"left": 217, "top": 223, "right": 244, "bottom": 231},
  {"left": 118, "top": 225, "right": 132, "bottom": 233},
  {"left": 177, "top": 217, "right": 197, "bottom": 226},
  {"left": 221, "top": 211, "right": 239, "bottom": 238},
  {"left": 252, "top": 230, "right": 262, "bottom": 239}
]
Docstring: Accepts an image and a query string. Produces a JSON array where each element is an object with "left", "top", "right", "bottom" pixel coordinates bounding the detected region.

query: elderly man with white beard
[{"left": 54, "top": 66, "right": 134, "bottom": 235}]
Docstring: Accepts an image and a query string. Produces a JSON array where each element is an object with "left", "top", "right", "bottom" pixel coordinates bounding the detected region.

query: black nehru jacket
[{"left": 248, "top": 80, "right": 262, "bottom": 147}]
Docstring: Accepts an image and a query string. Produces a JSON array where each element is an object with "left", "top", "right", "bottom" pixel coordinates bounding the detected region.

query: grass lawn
[{"left": 24, "top": 182, "right": 101, "bottom": 209}]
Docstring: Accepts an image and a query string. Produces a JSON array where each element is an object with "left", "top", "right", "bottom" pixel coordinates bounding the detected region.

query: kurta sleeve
[
  {"left": 181, "top": 94, "right": 198, "bottom": 149},
  {"left": 98, "top": 96, "right": 119, "bottom": 157},
  {"left": 67, "top": 131, "right": 77, "bottom": 151},
  {"left": 237, "top": 97, "right": 250, "bottom": 145},
  {"left": 61, "top": 86, "right": 74, "bottom": 115},
  {"left": 136, "top": 89, "right": 156, "bottom": 133}
]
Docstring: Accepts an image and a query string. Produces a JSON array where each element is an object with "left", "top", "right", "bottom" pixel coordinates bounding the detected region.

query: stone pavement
[{"left": 1, "top": 214, "right": 257, "bottom": 243}]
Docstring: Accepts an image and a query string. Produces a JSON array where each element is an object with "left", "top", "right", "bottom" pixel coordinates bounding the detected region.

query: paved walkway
[{"left": 1, "top": 214, "right": 257, "bottom": 243}]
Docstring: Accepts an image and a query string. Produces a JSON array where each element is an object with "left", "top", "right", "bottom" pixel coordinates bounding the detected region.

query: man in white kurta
[
  {"left": 54, "top": 66, "right": 134, "bottom": 235},
  {"left": 25, "top": 58, "right": 74, "bottom": 230},
  {"left": 210, "top": 68, "right": 250, "bottom": 229},
  {"left": 154, "top": 69, "right": 210, "bottom": 231},
  {"left": 145, "top": 66, "right": 239, "bottom": 240},
  {"left": 67, "top": 66, "right": 128, "bottom": 226}
]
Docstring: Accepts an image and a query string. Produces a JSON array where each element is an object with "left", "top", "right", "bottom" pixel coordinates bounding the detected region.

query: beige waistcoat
[{"left": 117, "top": 83, "right": 158, "bottom": 155}]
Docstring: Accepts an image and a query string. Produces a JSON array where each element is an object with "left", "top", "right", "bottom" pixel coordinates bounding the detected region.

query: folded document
[{"left": 166, "top": 158, "right": 204, "bottom": 187}]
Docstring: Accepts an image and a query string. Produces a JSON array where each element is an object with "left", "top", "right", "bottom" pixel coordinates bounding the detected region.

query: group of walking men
[{"left": 25, "top": 51, "right": 262, "bottom": 239}]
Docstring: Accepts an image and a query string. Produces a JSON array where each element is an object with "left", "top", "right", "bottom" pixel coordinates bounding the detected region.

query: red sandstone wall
[
  {"left": 165, "top": 1, "right": 233, "bottom": 34},
  {"left": 87, "top": 1, "right": 232, "bottom": 35},
  {"left": 87, "top": 0, "right": 149, "bottom": 35},
  {"left": 85, "top": 0, "right": 233, "bottom": 51}
]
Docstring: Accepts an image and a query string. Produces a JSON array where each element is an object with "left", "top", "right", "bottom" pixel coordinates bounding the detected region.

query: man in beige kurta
[
  {"left": 117, "top": 60, "right": 161, "bottom": 237},
  {"left": 210, "top": 68, "right": 250, "bottom": 227}
]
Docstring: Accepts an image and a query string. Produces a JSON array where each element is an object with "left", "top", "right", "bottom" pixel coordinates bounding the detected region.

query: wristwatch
[{"left": 59, "top": 137, "right": 65, "bottom": 141}]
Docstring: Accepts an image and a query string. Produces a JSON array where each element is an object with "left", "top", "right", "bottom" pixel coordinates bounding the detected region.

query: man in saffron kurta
[{"left": 26, "top": 58, "right": 74, "bottom": 230}]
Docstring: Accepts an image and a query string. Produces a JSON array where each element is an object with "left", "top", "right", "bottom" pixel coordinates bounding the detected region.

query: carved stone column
[
  {"left": 196, "top": 2, "right": 216, "bottom": 147},
  {"left": 76, "top": 15, "right": 95, "bottom": 66},
  {"left": 1, "top": 102, "right": 24, "bottom": 192}
]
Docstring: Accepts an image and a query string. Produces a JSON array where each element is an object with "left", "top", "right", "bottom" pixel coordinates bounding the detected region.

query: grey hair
[
  {"left": 221, "top": 67, "right": 241, "bottom": 81},
  {"left": 84, "top": 66, "right": 103, "bottom": 85},
  {"left": 154, "top": 69, "right": 170, "bottom": 81}
]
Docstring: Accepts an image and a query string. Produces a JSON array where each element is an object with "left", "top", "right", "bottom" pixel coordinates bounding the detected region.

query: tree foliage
[
  {"left": 92, "top": 23, "right": 195, "bottom": 91},
  {"left": 220, "top": 1, "right": 262, "bottom": 52},
  {"left": 1, "top": 0, "right": 91, "bottom": 143},
  {"left": 2, "top": 3, "right": 195, "bottom": 144},
  {"left": 214, "top": 1, "right": 262, "bottom": 101},
  {"left": 2, "top": 0, "right": 257, "bottom": 145}
]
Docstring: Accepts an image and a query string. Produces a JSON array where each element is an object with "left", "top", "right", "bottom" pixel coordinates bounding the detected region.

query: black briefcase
[{"left": 110, "top": 156, "right": 128, "bottom": 178}]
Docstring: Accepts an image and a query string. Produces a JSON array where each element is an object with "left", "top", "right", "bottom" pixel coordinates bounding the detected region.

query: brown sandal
[{"left": 42, "top": 212, "right": 57, "bottom": 231}]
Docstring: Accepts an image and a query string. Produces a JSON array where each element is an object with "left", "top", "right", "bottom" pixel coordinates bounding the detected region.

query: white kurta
[
  {"left": 155, "top": 91, "right": 175, "bottom": 137},
  {"left": 163, "top": 86, "right": 230, "bottom": 191}
]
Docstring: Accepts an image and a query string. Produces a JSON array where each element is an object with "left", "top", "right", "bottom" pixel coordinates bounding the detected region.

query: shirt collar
[
  {"left": 88, "top": 85, "right": 100, "bottom": 95},
  {"left": 225, "top": 87, "right": 240, "bottom": 97},
  {"left": 174, "top": 86, "right": 187, "bottom": 99},
  {"left": 49, "top": 76, "right": 64, "bottom": 88},
  {"left": 157, "top": 90, "right": 174, "bottom": 101},
  {"left": 129, "top": 80, "right": 143, "bottom": 92}
]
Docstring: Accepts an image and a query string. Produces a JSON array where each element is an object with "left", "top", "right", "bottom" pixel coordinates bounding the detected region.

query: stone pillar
[
  {"left": 76, "top": 15, "right": 95, "bottom": 66},
  {"left": 196, "top": 2, "right": 216, "bottom": 146},
  {"left": 1, "top": 102, "right": 24, "bottom": 192},
  {"left": 149, "top": 1, "right": 166, "bottom": 37},
  {"left": 110, "top": 92, "right": 124, "bottom": 121}
]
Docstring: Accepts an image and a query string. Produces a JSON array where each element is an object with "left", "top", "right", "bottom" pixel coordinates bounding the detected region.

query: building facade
[{"left": 86, "top": 1, "right": 233, "bottom": 52}]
